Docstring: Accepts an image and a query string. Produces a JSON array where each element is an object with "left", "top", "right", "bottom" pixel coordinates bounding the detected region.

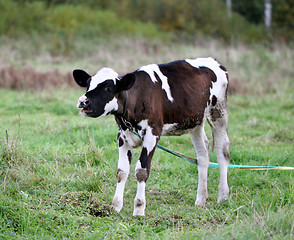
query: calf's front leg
[
  {"left": 133, "top": 126, "right": 159, "bottom": 216},
  {"left": 112, "top": 131, "right": 132, "bottom": 212}
]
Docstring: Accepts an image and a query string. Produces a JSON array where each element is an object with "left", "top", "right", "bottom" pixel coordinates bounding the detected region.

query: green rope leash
[
  {"left": 157, "top": 143, "right": 294, "bottom": 170},
  {"left": 132, "top": 130, "right": 294, "bottom": 171}
]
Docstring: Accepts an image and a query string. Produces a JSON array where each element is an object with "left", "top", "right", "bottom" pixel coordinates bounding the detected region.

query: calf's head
[{"left": 73, "top": 68, "right": 135, "bottom": 118}]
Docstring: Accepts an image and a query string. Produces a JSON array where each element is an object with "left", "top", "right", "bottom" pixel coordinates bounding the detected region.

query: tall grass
[{"left": 1, "top": 35, "right": 293, "bottom": 96}]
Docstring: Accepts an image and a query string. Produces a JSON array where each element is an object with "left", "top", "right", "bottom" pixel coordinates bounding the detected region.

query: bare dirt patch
[{"left": 58, "top": 191, "right": 113, "bottom": 218}]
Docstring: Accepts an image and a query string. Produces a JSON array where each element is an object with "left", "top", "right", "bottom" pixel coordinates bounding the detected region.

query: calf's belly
[{"left": 161, "top": 121, "right": 203, "bottom": 136}]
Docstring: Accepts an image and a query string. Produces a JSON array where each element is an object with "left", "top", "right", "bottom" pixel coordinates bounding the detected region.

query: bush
[
  {"left": 272, "top": 0, "right": 294, "bottom": 42},
  {"left": 0, "top": 0, "right": 165, "bottom": 40},
  {"left": 99, "top": 0, "right": 265, "bottom": 43},
  {"left": 0, "top": 0, "right": 281, "bottom": 44},
  {"left": 0, "top": 0, "right": 47, "bottom": 36}
]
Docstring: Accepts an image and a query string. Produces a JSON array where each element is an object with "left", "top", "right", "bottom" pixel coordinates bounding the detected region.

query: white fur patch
[
  {"left": 101, "top": 98, "right": 118, "bottom": 116},
  {"left": 138, "top": 119, "right": 149, "bottom": 131},
  {"left": 139, "top": 64, "right": 174, "bottom": 102},
  {"left": 135, "top": 181, "right": 146, "bottom": 200},
  {"left": 133, "top": 152, "right": 148, "bottom": 216},
  {"left": 133, "top": 181, "right": 146, "bottom": 216},
  {"left": 135, "top": 160, "right": 143, "bottom": 171},
  {"left": 112, "top": 137, "right": 132, "bottom": 212},
  {"left": 88, "top": 67, "right": 118, "bottom": 92},
  {"left": 123, "top": 130, "right": 142, "bottom": 148},
  {"left": 185, "top": 58, "right": 228, "bottom": 104},
  {"left": 138, "top": 120, "right": 158, "bottom": 155}
]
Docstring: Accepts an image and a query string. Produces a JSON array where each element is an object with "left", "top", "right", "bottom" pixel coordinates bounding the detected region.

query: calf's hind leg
[
  {"left": 190, "top": 124, "right": 210, "bottom": 207},
  {"left": 209, "top": 105, "right": 230, "bottom": 203}
]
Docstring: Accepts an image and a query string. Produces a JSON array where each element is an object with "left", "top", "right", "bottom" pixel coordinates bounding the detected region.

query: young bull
[{"left": 73, "top": 57, "right": 230, "bottom": 216}]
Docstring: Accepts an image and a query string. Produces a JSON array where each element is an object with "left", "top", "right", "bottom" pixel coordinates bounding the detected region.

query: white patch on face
[
  {"left": 100, "top": 98, "right": 118, "bottom": 116},
  {"left": 88, "top": 67, "right": 118, "bottom": 92},
  {"left": 79, "top": 110, "right": 87, "bottom": 117},
  {"left": 138, "top": 120, "right": 158, "bottom": 154},
  {"left": 139, "top": 64, "right": 174, "bottom": 102},
  {"left": 77, "top": 94, "right": 87, "bottom": 108},
  {"left": 185, "top": 58, "right": 228, "bottom": 104}
]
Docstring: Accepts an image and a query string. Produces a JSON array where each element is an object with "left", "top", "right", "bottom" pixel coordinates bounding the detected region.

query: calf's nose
[{"left": 77, "top": 95, "right": 90, "bottom": 108}]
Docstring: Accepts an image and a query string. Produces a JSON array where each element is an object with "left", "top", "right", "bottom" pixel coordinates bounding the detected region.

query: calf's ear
[
  {"left": 73, "top": 69, "right": 91, "bottom": 87},
  {"left": 116, "top": 73, "right": 136, "bottom": 92}
]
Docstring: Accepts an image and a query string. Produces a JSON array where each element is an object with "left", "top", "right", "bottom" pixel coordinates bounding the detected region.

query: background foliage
[{"left": 1, "top": 0, "right": 293, "bottom": 43}]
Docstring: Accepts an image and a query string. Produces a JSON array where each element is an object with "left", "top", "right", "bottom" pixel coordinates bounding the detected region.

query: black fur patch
[
  {"left": 135, "top": 199, "right": 144, "bottom": 208},
  {"left": 219, "top": 65, "right": 227, "bottom": 72},
  {"left": 116, "top": 169, "right": 123, "bottom": 183},
  {"left": 127, "top": 150, "right": 132, "bottom": 164},
  {"left": 223, "top": 145, "right": 230, "bottom": 162},
  {"left": 212, "top": 95, "right": 217, "bottom": 106},
  {"left": 139, "top": 147, "right": 148, "bottom": 169},
  {"left": 118, "top": 137, "right": 124, "bottom": 147}
]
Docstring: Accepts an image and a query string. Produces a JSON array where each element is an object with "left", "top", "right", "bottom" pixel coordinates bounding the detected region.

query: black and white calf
[{"left": 73, "top": 57, "right": 230, "bottom": 216}]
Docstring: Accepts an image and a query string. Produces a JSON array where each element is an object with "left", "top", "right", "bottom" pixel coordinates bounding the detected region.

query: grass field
[{"left": 0, "top": 37, "right": 293, "bottom": 239}]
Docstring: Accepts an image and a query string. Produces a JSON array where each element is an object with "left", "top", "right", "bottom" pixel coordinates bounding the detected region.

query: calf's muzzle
[{"left": 77, "top": 95, "right": 90, "bottom": 109}]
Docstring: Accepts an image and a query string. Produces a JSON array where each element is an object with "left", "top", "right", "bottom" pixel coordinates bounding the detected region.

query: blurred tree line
[
  {"left": 231, "top": 0, "right": 294, "bottom": 41},
  {"left": 3, "top": 0, "right": 294, "bottom": 43}
]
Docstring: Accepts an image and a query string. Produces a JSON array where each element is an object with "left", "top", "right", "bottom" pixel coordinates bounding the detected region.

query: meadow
[{"left": 0, "top": 36, "right": 294, "bottom": 239}]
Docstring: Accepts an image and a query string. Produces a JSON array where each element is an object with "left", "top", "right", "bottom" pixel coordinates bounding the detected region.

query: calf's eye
[{"left": 105, "top": 87, "right": 112, "bottom": 93}]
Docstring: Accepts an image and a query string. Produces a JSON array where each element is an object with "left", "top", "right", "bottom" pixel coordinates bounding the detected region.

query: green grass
[{"left": 0, "top": 87, "right": 293, "bottom": 239}]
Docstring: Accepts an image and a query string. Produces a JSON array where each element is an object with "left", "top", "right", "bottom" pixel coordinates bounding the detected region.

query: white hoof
[
  {"left": 112, "top": 196, "right": 123, "bottom": 212},
  {"left": 133, "top": 199, "right": 145, "bottom": 216},
  {"left": 195, "top": 198, "right": 206, "bottom": 207},
  {"left": 218, "top": 186, "right": 229, "bottom": 203},
  {"left": 195, "top": 191, "right": 208, "bottom": 207},
  {"left": 217, "top": 195, "right": 229, "bottom": 203},
  {"left": 133, "top": 209, "right": 145, "bottom": 216}
]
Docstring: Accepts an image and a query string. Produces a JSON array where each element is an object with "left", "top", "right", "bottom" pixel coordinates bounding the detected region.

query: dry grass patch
[{"left": 0, "top": 67, "right": 75, "bottom": 91}]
